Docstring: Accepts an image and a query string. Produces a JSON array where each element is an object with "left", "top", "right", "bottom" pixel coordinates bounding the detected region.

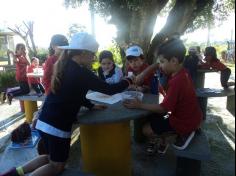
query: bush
[{"left": 0, "top": 71, "right": 18, "bottom": 92}]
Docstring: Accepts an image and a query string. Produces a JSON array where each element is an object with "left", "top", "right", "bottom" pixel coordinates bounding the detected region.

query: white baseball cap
[
  {"left": 125, "top": 45, "right": 143, "bottom": 57},
  {"left": 59, "top": 32, "right": 99, "bottom": 53}
]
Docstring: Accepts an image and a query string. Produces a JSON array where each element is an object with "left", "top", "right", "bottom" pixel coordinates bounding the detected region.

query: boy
[
  {"left": 27, "top": 57, "right": 45, "bottom": 95},
  {"left": 124, "top": 39, "right": 203, "bottom": 154},
  {"left": 125, "top": 45, "right": 154, "bottom": 93}
]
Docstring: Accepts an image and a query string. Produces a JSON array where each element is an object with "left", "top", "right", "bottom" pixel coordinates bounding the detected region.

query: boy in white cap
[
  {"left": 1, "top": 32, "right": 134, "bottom": 176},
  {"left": 125, "top": 45, "right": 154, "bottom": 93}
]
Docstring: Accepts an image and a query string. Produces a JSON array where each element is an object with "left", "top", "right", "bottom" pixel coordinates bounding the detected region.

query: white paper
[{"left": 86, "top": 92, "right": 123, "bottom": 104}]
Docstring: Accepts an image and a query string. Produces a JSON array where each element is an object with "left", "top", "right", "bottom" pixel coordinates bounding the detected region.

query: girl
[
  {"left": 42, "top": 34, "right": 68, "bottom": 95},
  {"left": 200, "top": 46, "right": 235, "bottom": 88},
  {"left": 7, "top": 43, "right": 30, "bottom": 104},
  {"left": 27, "top": 57, "right": 45, "bottom": 95},
  {"left": 1, "top": 32, "right": 133, "bottom": 176},
  {"left": 98, "top": 50, "right": 123, "bottom": 84}
]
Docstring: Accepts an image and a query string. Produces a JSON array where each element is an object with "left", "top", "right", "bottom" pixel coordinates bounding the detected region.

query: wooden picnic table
[{"left": 77, "top": 93, "right": 158, "bottom": 176}]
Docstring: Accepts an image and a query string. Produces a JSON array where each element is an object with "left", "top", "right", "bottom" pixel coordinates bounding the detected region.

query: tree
[
  {"left": 64, "top": 0, "right": 235, "bottom": 64},
  {"left": 8, "top": 21, "right": 37, "bottom": 58}
]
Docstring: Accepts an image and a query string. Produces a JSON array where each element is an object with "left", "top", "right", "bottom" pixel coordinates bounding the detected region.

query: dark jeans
[
  {"left": 8, "top": 81, "right": 30, "bottom": 97},
  {"left": 221, "top": 68, "right": 231, "bottom": 88},
  {"left": 31, "top": 83, "right": 45, "bottom": 94}
]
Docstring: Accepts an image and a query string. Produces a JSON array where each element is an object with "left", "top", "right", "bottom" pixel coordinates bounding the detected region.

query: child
[
  {"left": 1, "top": 32, "right": 134, "bottom": 176},
  {"left": 42, "top": 34, "right": 68, "bottom": 95},
  {"left": 6, "top": 43, "right": 30, "bottom": 104},
  {"left": 125, "top": 45, "right": 153, "bottom": 93},
  {"left": 98, "top": 50, "right": 123, "bottom": 84},
  {"left": 200, "top": 46, "right": 235, "bottom": 88},
  {"left": 27, "top": 57, "right": 45, "bottom": 95},
  {"left": 124, "top": 39, "right": 203, "bottom": 154}
]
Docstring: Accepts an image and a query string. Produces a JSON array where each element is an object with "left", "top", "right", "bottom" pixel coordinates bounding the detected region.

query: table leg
[
  {"left": 23, "top": 101, "right": 38, "bottom": 123},
  {"left": 196, "top": 72, "right": 205, "bottom": 88},
  {"left": 80, "top": 121, "right": 132, "bottom": 176},
  {"left": 198, "top": 97, "right": 207, "bottom": 120}
]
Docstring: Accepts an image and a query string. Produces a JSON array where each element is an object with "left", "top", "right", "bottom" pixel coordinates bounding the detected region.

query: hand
[
  {"left": 7, "top": 49, "right": 14, "bottom": 55},
  {"left": 123, "top": 98, "right": 142, "bottom": 109},
  {"left": 135, "top": 73, "right": 144, "bottom": 85},
  {"left": 92, "top": 104, "right": 107, "bottom": 110}
]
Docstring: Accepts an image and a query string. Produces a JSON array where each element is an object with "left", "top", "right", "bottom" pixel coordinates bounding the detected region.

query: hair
[
  {"left": 99, "top": 50, "right": 114, "bottom": 63},
  {"left": 126, "top": 55, "right": 145, "bottom": 61},
  {"left": 15, "top": 43, "right": 25, "bottom": 53},
  {"left": 48, "top": 34, "right": 68, "bottom": 56},
  {"left": 158, "top": 38, "right": 186, "bottom": 63},
  {"left": 31, "top": 57, "right": 39, "bottom": 62},
  {"left": 51, "top": 49, "right": 84, "bottom": 93},
  {"left": 204, "top": 46, "right": 217, "bottom": 60},
  {"left": 11, "top": 122, "right": 31, "bottom": 143}
]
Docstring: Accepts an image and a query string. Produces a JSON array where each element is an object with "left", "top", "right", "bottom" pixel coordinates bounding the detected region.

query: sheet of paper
[{"left": 86, "top": 92, "right": 122, "bottom": 104}]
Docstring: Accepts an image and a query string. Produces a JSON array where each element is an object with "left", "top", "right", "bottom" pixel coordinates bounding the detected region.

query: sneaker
[
  {"left": 172, "top": 131, "right": 195, "bottom": 150},
  {"left": 0, "top": 167, "right": 19, "bottom": 176},
  {"left": 6, "top": 94, "right": 13, "bottom": 105},
  {"left": 158, "top": 143, "right": 169, "bottom": 154},
  {"left": 146, "top": 141, "right": 157, "bottom": 155}
]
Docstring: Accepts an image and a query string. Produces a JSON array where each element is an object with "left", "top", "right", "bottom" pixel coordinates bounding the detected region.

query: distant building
[{"left": 0, "top": 32, "right": 15, "bottom": 65}]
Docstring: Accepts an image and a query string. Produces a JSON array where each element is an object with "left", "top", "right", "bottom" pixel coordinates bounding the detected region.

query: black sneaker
[
  {"left": 158, "top": 143, "right": 169, "bottom": 154},
  {"left": 0, "top": 167, "right": 19, "bottom": 176},
  {"left": 146, "top": 141, "right": 157, "bottom": 155},
  {"left": 172, "top": 131, "right": 195, "bottom": 150}
]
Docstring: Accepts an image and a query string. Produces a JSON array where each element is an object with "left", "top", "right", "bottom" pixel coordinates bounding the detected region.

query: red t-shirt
[
  {"left": 127, "top": 63, "right": 154, "bottom": 87},
  {"left": 160, "top": 68, "right": 203, "bottom": 135},
  {"left": 200, "top": 58, "right": 227, "bottom": 71},
  {"left": 15, "top": 55, "right": 29, "bottom": 82},
  {"left": 27, "top": 65, "right": 40, "bottom": 84},
  {"left": 42, "top": 55, "right": 58, "bottom": 95}
]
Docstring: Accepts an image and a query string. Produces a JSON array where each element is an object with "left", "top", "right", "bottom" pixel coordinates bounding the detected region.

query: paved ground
[{"left": 0, "top": 72, "right": 235, "bottom": 175}]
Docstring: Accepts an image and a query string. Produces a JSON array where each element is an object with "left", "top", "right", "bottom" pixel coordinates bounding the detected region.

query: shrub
[{"left": 0, "top": 71, "right": 18, "bottom": 92}]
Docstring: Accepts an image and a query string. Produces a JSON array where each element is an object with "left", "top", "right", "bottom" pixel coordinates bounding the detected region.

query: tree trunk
[{"left": 148, "top": 0, "right": 210, "bottom": 64}]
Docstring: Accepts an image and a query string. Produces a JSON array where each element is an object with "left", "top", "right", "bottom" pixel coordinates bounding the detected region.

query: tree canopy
[{"left": 64, "top": 0, "right": 235, "bottom": 63}]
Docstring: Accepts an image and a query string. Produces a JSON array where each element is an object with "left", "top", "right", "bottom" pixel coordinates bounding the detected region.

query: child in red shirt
[
  {"left": 7, "top": 43, "right": 30, "bottom": 104},
  {"left": 200, "top": 46, "right": 235, "bottom": 88},
  {"left": 42, "top": 34, "right": 68, "bottom": 95},
  {"left": 124, "top": 39, "right": 203, "bottom": 154},
  {"left": 125, "top": 45, "right": 154, "bottom": 93},
  {"left": 27, "top": 57, "right": 45, "bottom": 95}
]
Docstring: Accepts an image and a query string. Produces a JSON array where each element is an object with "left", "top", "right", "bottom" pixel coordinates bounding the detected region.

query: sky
[{"left": 0, "top": 0, "right": 235, "bottom": 49}]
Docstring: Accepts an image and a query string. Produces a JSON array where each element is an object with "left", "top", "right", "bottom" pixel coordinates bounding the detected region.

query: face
[
  {"left": 100, "top": 58, "right": 114, "bottom": 73},
  {"left": 158, "top": 55, "right": 173, "bottom": 75},
  {"left": 127, "top": 57, "right": 144, "bottom": 72},
  {"left": 80, "top": 51, "right": 96, "bottom": 69},
  {"left": 16, "top": 46, "right": 26, "bottom": 55},
  {"left": 54, "top": 46, "right": 63, "bottom": 57},
  {"left": 32, "top": 59, "right": 39, "bottom": 67}
]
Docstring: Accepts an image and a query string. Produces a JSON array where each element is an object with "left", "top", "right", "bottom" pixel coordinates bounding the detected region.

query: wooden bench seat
[
  {"left": 196, "top": 88, "right": 235, "bottom": 119},
  {"left": 172, "top": 129, "right": 211, "bottom": 176}
]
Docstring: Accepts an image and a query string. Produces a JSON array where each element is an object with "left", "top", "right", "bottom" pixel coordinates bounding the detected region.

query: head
[
  {"left": 49, "top": 34, "right": 68, "bottom": 56},
  {"left": 31, "top": 57, "right": 39, "bottom": 67},
  {"left": 51, "top": 32, "right": 99, "bottom": 93},
  {"left": 157, "top": 38, "right": 186, "bottom": 75},
  {"left": 125, "top": 45, "right": 145, "bottom": 72},
  {"left": 15, "top": 43, "right": 26, "bottom": 56},
  {"left": 99, "top": 50, "right": 115, "bottom": 73},
  {"left": 188, "top": 46, "right": 197, "bottom": 56},
  {"left": 204, "top": 46, "right": 217, "bottom": 60}
]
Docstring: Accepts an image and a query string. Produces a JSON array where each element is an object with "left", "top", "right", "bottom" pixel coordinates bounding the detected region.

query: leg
[
  {"left": 221, "top": 68, "right": 231, "bottom": 88},
  {"left": 30, "top": 160, "right": 66, "bottom": 176},
  {"left": 31, "top": 84, "right": 41, "bottom": 94},
  {"left": 22, "top": 155, "right": 49, "bottom": 174}
]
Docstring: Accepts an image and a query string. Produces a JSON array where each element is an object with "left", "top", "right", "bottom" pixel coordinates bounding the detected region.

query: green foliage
[
  {"left": 0, "top": 71, "right": 18, "bottom": 92},
  {"left": 36, "top": 48, "right": 48, "bottom": 64}
]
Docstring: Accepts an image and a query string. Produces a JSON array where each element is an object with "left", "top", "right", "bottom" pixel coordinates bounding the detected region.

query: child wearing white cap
[
  {"left": 125, "top": 45, "right": 154, "bottom": 93},
  {"left": 1, "top": 32, "right": 134, "bottom": 176}
]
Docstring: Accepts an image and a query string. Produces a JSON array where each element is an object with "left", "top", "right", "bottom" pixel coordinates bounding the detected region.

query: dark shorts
[
  {"left": 38, "top": 131, "right": 71, "bottom": 162},
  {"left": 149, "top": 114, "right": 175, "bottom": 135}
]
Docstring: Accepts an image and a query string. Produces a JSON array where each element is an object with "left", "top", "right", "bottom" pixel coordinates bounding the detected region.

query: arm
[
  {"left": 135, "top": 63, "right": 159, "bottom": 85},
  {"left": 7, "top": 49, "right": 17, "bottom": 63},
  {"left": 123, "top": 99, "right": 167, "bottom": 114}
]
